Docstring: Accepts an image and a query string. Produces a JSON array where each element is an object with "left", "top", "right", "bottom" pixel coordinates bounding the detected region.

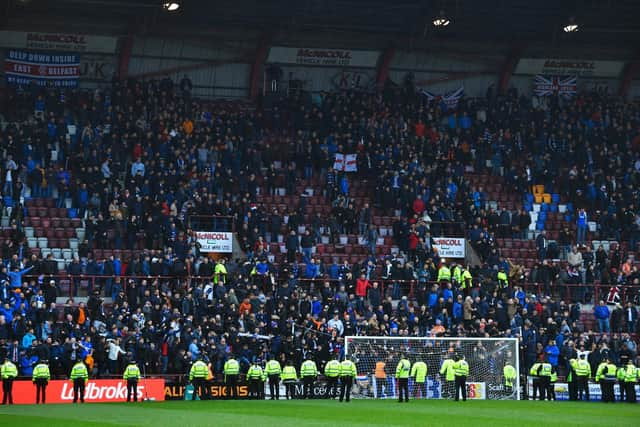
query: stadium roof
[{"left": 3, "top": 0, "right": 640, "bottom": 50}]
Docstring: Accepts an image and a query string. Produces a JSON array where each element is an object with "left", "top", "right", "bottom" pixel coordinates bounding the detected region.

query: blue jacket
[
  {"left": 544, "top": 344, "right": 560, "bottom": 366},
  {"left": 594, "top": 305, "right": 610, "bottom": 320},
  {"left": 8, "top": 266, "right": 34, "bottom": 288}
]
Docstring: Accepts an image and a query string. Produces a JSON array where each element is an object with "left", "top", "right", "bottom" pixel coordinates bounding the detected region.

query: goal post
[{"left": 344, "top": 336, "right": 520, "bottom": 400}]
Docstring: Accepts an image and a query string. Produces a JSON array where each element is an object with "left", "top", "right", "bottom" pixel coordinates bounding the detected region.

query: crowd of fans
[{"left": 0, "top": 77, "right": 639, "bottom": 381}]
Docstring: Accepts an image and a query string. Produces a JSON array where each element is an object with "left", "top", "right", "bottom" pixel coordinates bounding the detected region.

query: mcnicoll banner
[
  {"left": 5, "top": 49, "right": 80, "bottom": 88},
  {"left": 11, "top": 379, "right": 165, "bottom": 404},
  {"left": 267, "top": 46, "right": 380, "bottom": 68},
  {"left": 195, "top": 231, "right": 233, "bottom": 253},
  {"left": 432, "top": 237, "right": 466, "bottom": 258}
]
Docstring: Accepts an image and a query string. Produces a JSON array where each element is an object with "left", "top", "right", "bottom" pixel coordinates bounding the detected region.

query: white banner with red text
[
  {"left": 433, "top": 237, "right": 466, "bottom": 258},
  {"left": 11, "top": 379, "right": 165, "bottom": 404},
  {"left": 195, "top": 231, "right": 233, "bottom": 253}
]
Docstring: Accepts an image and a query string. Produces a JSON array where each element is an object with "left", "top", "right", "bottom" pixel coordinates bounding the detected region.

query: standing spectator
[
  {"left": 594, "top": 300, "right": 610, "bottom": 333},
  {"left": 285, "top": 230, "right": 299, "bottom": 263},
  {"left": 576, "top": 208, "right": 588, "bottom": 247},
  {"left": 536, "top": 230, "right": 548, "bottom": 260}
]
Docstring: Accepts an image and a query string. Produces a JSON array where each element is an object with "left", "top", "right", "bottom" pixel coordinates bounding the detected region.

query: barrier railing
[{"left": 20, "top": 274, "right": 639, "bottom": 307}]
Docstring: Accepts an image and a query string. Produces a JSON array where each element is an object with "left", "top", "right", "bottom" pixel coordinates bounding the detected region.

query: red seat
[
  {"left": 54, "top": 228, "right": 65, "bottom": 239},
  {"left": 37, "top": 207, "right": 48, "bottom": 217},
  {"left": 50, "top": 218, "right": 61, "bottom": 228}
]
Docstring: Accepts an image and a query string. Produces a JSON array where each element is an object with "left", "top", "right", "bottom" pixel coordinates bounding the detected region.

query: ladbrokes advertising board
[{"left": 11, "top": 379, "right": 165, "bottom": 404}]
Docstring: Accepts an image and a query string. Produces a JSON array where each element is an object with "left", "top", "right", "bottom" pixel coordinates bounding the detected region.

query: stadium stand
[{"left": 0, "top": 75, "right": 639, "bottom": 385}]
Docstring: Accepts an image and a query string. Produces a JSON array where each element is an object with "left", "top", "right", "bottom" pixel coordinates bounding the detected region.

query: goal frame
[{"left": 344, "top": 336, "right": 520, "bottom": 401}]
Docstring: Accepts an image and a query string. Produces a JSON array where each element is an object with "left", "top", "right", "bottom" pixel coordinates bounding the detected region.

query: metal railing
[{"left": 21, "top": 274, "right": 639, "bottom": 308}]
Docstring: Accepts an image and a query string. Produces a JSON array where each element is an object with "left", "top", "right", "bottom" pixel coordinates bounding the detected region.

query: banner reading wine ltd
[
  {"left": 5, "top": 49, "right": 80, "bottom": 88},
  {"left": 11, "top": 379, "right": 165, "bottom": 404}
]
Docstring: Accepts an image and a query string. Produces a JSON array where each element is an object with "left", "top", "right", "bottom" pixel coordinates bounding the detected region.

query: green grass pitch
[{"left": 0, "top": 400, "right": 638, "bottom": 426}]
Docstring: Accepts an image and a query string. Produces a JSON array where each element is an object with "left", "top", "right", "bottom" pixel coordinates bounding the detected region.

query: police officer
[
  {"left": 548, "top": 367, "right": 557, "bottom": 401},
  {"left": 324, "top": 356, "right": 341, "bottom": 399},
  {"left": 575, "top": 353, "right": 591, "bottom": 401},
  {"left": 70, "top": 360, "right": 89, "bottom": 403},
  {"left": 567, "top": 358, "right": 578, "bottom": 401},
  {"left": 529, "top": 360, "right": 542, "bottom": 400},
  {"left": 595, "top": 355, "right": 617, "bottom": 403},
  {"left": 223, "top": 356, "right": 240, "bottom": 400},
  {"left": 264, "top": 358, "right": 281, "bottom": 400},
  {"left": 189, "top": 357, "right": 209, "bottom": 400},
  {"left": 1, "top": 356, "right": 18, "bottom": 405},
  {"left": 339, "top": 357, "right": 357, "bottom": 403},
  {"left": 247, "top": 360, "right": 264, "bottom": 400},
  {"left": 440, "top": 349, "right": 456, "bottom": 399},
  {"left": 123, "top": 359, "right": 142, "bottom": 402},
  {"left": 503, "top": 363, "right": 517, "bottom": 396},
  {"left": 623, "top": 358, "right": 639, "bottom": 403},
  {"left": 395, "top": 354, "right": 411, "bottom": 403},
  {"left": 437, "top": 262, "right": 451, "bottom": 284},
  {"left": 410, "top": 359, "right": 427, "bottom": 398},
  {"left": 453, "top": 354, "right": 469, "bottom": 402},
  {"left": 32, "top": 359, "right": 50, "bottom": 404},
  {"left": 616, "top": 363, "right": 627, "bottom": 402},
  {"left": 300, "top": 354, "right": 318, "bottom": 400},
  {"left": 537, "top": 358, "right": 553, "bottom": 401},
  {"left": 281, "top": 360, "right": 298, "bottom": 400}
]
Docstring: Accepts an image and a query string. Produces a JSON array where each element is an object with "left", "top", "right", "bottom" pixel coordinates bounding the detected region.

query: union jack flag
[{"left": 533, "top": 75, "right": 577, "bottom": 97}]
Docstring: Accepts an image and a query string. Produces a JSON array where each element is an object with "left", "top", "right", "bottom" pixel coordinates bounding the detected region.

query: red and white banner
[
  {"left": 0, "top": 30, "right": 118, "bottom": 53},
  {"left": 195, "top": 231, "right": 233, "bottom": 253},
  {"left": 433, "top": 237, "right": 465, "bottom": 258},
  {"left": 11, "top": 379, "right": 165, "bottom": 404},
  {"left": 515, "top": 58, "right": 624, "bottom": 77},
  {"left": 267, "top": 46, "right": 380, "bottom": 68},
  {"left": 333, "top": 153, "right": 358, "bottom": 172}
]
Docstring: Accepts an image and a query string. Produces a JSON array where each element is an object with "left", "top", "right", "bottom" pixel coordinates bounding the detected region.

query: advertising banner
[
  {"left": 5, "top": 50, "right": 80, "bottom": 88},
  {"left": 432, "top": 237, "right": 466, "bottom": 258},
  {"left": 545, "top": 381, "right": 640, "bottom": 401},
  {"left": 0, "top": 30, "right": 118, "bottom": 53},
  {"left": 515, "top": 58, "right": 624, "bottom": 77},
  {"left": 11, "top": 379, "right": 165, "bottom": 404},
  {"left": 164, "top": 380, "right": 250, "bottom": 400},
  {"left": 267, "top": 46, "right": 380, "bottom": 68},
  {"left": 195, "top": 231, "right": 233, "bottom": 253}
]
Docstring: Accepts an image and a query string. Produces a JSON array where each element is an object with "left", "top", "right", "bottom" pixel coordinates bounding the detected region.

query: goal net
[{"left": 344, "top": 336, "right": 520, "bottom": 400}]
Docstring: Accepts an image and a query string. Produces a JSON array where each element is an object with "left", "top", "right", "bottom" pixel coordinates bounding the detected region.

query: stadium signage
[
  {"left": 5, "top": 50, "right": 80, "bottom": 88},
  {"left": 0, "top": 30, "right": 119, "bottom": 53},
  {"left": 195, "top": 231, "right": 233, "bottom": 253},
  {"left": 432, "top": 237, "right": 465, "bottom": 258},
  {"left": 515, "top": 58, "right": 624, "bottom": 77},
  {"left": 10, "top": 379, "right": 165, "bottom": 404},
  {"left": 164, "top": 381, "right": 250, "bottom": 400},
  {"left": 267, "top": 46, "right": 380, "bottom": 68}
]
